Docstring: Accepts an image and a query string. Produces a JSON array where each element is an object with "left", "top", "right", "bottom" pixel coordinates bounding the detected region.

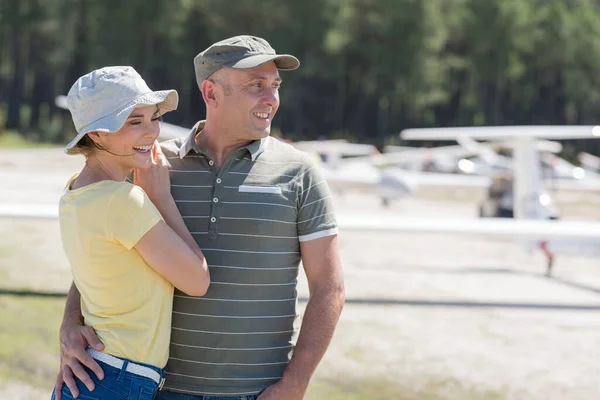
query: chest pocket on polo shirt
[
  {"left": 231, "top": 184, "right": 297, "bottom": 238},
  {"left": 238, "top": 185, "right": 283, "bottom": 195}
]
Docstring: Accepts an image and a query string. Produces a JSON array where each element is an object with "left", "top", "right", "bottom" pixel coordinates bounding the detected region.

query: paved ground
[{"left": 2, "top": 148, "right": 600, "bottom": 399}]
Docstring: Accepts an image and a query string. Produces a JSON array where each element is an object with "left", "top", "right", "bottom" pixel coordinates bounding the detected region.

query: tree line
[{"left": 1, "top": 0, "right": 600, "bottom": 156}]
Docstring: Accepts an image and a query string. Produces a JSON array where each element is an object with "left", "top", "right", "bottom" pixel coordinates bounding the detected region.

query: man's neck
[{"left": 195, "top": 122, "right": 254, "bottom": 169}]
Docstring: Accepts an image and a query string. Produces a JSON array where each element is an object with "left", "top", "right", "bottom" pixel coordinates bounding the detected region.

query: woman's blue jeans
[{"left": 51, "top": 357, "right": 164, "bottom": 400}]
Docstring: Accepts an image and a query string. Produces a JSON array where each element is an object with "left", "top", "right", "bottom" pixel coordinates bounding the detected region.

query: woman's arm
[
  {"left": 135, "top": 216, "right": 210, "bottom": 296},
  {"left": 133, "top": 143, "right": 210, "bottom": 296}
]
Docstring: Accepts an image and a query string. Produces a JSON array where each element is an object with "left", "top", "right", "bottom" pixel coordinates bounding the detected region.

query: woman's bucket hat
[{"left": 65, "top": 66, "right": 179, "bottom": 149}]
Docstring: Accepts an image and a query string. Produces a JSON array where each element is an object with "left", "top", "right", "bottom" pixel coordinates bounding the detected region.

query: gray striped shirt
[{"left": 159, "top": 121, "right": 338, "bottom": 396}]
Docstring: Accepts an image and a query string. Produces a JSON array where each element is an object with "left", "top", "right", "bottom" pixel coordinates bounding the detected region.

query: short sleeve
[
  {"left": 296, "top": 155, "right": 338, "bottom": 242},
  {"left": 107, "top": 184, "right": 163, "bottom": 250}
]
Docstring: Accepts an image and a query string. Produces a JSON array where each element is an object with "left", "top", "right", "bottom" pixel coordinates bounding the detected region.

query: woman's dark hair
[{"left": 65, "top": 134, "right": 100, "bottom": 157}]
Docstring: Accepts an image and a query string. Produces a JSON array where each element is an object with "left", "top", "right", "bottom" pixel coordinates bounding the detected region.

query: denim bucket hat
[{"left": 65, "top": 66, "right": 179, "bottom": 150}]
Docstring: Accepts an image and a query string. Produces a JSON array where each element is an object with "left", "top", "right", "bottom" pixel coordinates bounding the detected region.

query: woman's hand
[{"left": 133, "top": 142, "right": 172, "bottom": 204}]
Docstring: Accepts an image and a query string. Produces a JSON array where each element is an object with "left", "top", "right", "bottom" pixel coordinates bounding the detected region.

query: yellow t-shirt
[{"left": 59, "top": 175, "right": 173, "bottom": 368}]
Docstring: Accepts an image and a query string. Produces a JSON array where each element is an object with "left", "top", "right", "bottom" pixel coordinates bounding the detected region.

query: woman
[{"left": 52, "top": 66, "right": 210, "bottom": 400}]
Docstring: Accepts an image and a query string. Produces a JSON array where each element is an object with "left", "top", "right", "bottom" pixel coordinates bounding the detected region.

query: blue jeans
[
  {"left": 51, "top": 358, "right": 164, "bottom": 400},
  {"left": 156, "top": 391, "right": 258, "bottom": 400}
]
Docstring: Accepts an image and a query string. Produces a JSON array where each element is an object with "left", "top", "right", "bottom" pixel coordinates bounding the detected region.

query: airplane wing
[
  {"left": 579, "top": 152, "right": 600, "bottom": 171},
  {"left": 401, "top": 125, "right": 600, "bottom": 140},
  {"left": 5, "top": 202, "right": 600, "bottom": 243},
  {"left": 401, "top": 126, "right": 600, "bottom": 218},
  {"left": 336, "top": 214, "right": 600, "bottom": 242},
  {"left": 291, "top": 140, "right": 378, "bottom": 156},
  {"left": 489, "top": 139, "right": 562, "bottom": 153},
  {"left": 455, "top": 135, "right": 500, "bottom": 165},
  {"left": 373, "top": 145, "right": 471, "bottom": 167}
]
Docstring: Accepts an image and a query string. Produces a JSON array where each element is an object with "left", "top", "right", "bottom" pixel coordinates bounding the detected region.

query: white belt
[{"left": 87, "top": 348, "right": 164, "bottom": 388}]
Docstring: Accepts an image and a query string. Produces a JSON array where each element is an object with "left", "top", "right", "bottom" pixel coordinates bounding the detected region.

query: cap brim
[
  {"left": 65, "top": 90, "right": 179, "bottom": 150},
  {"left": 225, "top": 54, "right": 300, "bottom": 71},
  {"left": 115, "top": 89, "right": 179, "bottom": 119}
]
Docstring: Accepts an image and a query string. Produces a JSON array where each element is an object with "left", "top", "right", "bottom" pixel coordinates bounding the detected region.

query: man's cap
[
  {"left": 193, "top": 35, "right": 300, "bottom": 87},
  {"left": 65, "top": 66, "right": 179, "bottom": 150}
]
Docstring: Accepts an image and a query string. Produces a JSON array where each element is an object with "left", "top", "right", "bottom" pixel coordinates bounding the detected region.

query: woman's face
[{"left": 92, "top": 105, "right": 161, "bottom": 170}]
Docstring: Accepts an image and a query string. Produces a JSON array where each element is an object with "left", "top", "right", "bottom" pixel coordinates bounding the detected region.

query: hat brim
[
  {"left": 224, "top": 54, "right": 300, "bottom": 71},
  {"left": 65, "top": 89, "right": 179, "bottom": 150}
]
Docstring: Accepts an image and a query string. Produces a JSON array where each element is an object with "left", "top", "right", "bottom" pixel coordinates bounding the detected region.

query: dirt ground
[{"left": 2, "top": 148, "right": 600, "bottom": 399}]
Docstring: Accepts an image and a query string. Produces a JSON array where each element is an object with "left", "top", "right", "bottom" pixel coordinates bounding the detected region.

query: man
[{"left": 56, "top": 35, "right": 345, "bottom": 400}]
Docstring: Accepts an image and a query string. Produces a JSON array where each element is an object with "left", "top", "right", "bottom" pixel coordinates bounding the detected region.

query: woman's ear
[{"left": 87, "top": 131, "right": 102, "bottom": 145}]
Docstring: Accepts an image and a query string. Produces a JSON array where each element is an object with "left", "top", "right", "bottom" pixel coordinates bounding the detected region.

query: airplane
[
  {"left": 392, "top": 125, "right": 600, "bottom": 273},
  {"left": 578, "top": 151, "right": 600, "bottom": 173},
  {"left": 289, "top": 139, "right": 416, "bottom": 206},
  {"left": 6, "top": 100, "right": 600, "bottom": 275},
  {"left": 380, "top": 135, "right": 599, "bottom": 190},
  {"left": 337, "top": 135, "right": 592, "bottom": 206},
  {"left": 401, "top": 126, "right": 600, "bottom": 216}
]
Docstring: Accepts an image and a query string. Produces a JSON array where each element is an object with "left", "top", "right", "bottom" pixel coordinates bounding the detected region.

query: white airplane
[
  {"left": 379, "top": 138, "right": 561, "bottom": 172},
  {"left": 290, "top": 140, "right": 415, "bottom": 206},
  {"left": 6, "top": 101, "right": 600, "bottom": 275},
  {"left": 293, "top": 138, "right": 519, "bottom": 197},
  {"left": 389, "top": 125, "right": 600, "bottom": 274},
  {"left": 411, "top": 134, "right": 600, "bottom": 190},
  {"left": 578, "top": 151, "right": 600, "bottom": 173},
  {"left": 291, "top": 134, "right": 600, "bottom": 206},
  {"left": 363, "top": 136, "right": 585, "bottom": 200}
]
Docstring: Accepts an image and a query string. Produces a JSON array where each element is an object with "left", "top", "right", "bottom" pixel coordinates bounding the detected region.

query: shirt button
[
  {"left": 216, "top": 178, "right": 222, "bottom": 184},
  {"left": 213, "top": 197, "right": 219, "bottom": 203},
  {"left": 208, "top": 160, "right": 214, "bottom": 166},
  {"left": 210, "top": 217, "right": 216, "bottom": 223}
]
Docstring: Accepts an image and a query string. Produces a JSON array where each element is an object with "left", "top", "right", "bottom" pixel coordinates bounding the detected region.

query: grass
[
  {"left": 0, "top": 288, "right": 507, "bottom": 400},
  {"left": 0, "top": 131, "right": 61, "bottom": 149},
  {"left": 0, "top": 221, "right": 511, "bottom": 399},
  {"left": 0, "top": 296, "right": 64, "bottom": 387}
]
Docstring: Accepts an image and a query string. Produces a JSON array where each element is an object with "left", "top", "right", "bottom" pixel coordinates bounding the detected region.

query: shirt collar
[
  {"left": 177, "top": 121, "right": 204, "bottom": 159},
  {"left": 243, "top": 136, "right": 269, "bottom": 161},
  {"left": 177, "top": 120, "right": 269, "bottom": 161}
]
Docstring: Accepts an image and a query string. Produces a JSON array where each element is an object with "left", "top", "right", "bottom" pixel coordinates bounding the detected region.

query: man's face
[{"left": 214, "top": 62, "right": 281, "bottom": 140}]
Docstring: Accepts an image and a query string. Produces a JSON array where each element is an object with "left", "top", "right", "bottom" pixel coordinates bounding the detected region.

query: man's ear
[{"left": 201, "top": 80, "right": 218, "bottom": 109}]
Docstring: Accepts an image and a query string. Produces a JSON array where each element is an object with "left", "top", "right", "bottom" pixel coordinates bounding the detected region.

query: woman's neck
[{"left": 80, "top": 155, "right": 129, "bottom": 183}]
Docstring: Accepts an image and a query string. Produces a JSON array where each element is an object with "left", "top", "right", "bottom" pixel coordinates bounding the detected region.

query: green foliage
[
  {"left": 1, "top": 0, "right": 600, "bottom": 153},
  {"left": 0, "top": 296, "right": 63, "bottom": 386}
]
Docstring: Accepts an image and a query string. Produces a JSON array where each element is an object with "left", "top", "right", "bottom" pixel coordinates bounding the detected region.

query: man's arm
[
  {"left": 54, "top": 282, "right": 104, "bottom": 399},
  {"left": 259, "top": 235, "right": 345, "bottom": 399}
]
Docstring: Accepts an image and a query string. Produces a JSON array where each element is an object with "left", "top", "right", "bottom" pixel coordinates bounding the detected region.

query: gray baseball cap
[
  {"left": 65, "top": 66, "right": 179, "bottom": 149},
  {"left": 193, "top": 35, "right": 300, "bottom": 87}
]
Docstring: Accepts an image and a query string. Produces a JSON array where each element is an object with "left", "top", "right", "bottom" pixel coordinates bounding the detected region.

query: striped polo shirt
[{"left": 159, "top": 121, "right": 338, "bottom": 396}]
